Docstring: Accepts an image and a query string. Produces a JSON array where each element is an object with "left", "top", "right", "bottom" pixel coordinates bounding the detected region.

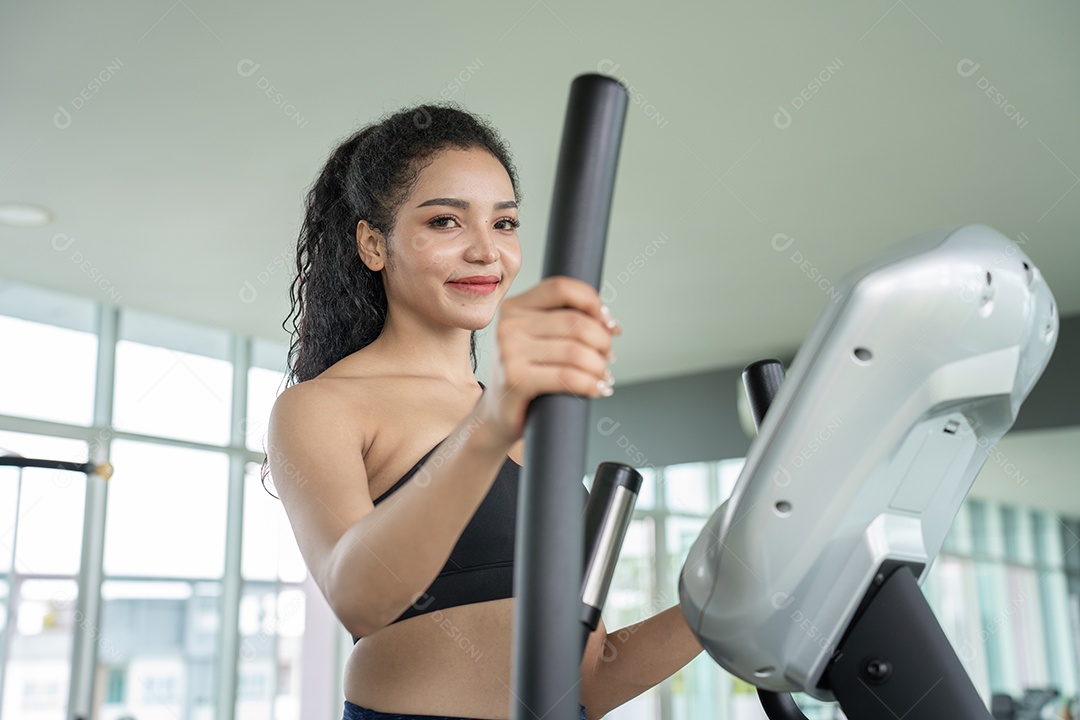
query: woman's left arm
[{"left": 580, "top": 605, "right": 705, "bottom": 719}]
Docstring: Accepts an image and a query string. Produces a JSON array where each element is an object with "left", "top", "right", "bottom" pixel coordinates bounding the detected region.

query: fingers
[
  {"left": 496, "top": 276, "right": 621, "bottom": 400},
  {"left": 496, "top": 323, "right": 614, "bottom": 395},
  {"left": 509, "top": 336, "right": 611, "bottom": 388},
  {"left": 507, "top": 276, "right": 623, "bottom": 337},
  {"left": 483, "top": 277, "right": 622, "bottom": 444},
  {"left": 501, "top": 308, "right": 615, "bottom": 359}
]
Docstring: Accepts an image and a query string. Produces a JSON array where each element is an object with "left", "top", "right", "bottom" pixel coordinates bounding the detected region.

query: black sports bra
[{"left": 352, "top": 434, "right": 521, "bottom": 643}]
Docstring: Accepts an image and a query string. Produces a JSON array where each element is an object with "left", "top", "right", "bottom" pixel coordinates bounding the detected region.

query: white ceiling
[{"left": 2, "top": 0, "right": 1078, "bottom": 387}]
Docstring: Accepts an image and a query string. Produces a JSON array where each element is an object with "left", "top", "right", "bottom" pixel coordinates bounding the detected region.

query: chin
[
  {"left": 462, "top": 318, "right": 495, "bottom": 331},
  {"left": 457, "top": 308, "right": 497, "bottom": 331}
]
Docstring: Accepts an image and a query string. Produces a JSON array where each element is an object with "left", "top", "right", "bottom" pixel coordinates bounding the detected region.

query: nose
[{"left": 464, "top": 224, "right": 500, "bottom": 264}]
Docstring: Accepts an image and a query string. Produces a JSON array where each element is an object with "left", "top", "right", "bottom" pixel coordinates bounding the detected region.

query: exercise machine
[
  {"left": 515, "top": 71, "right": 1058, "bottom": 720},
  {"left": 680, "top": 225, "right": 1058, "bottom": 719}
]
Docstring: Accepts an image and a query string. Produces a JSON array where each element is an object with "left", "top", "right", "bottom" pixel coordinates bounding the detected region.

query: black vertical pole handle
[
  {"left": 511, "top": 73, "right": 628, "bottom": 720},
  {"left": 741, "top": 360, "right": 812, "bottom": 720}
]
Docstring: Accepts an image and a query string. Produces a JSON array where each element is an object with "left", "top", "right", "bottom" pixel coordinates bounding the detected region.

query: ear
[{"left": 356, "top": 220, "right": 385, "bottom": 271}]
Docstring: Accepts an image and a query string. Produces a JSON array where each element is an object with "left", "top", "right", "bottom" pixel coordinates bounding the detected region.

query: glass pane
[
  {"left": 662, "top": 462, "right": 710, "bottom": 515},
  {"left": 1, "top": 578, "right": 78, "bottom": 720},
  {"left": 1064, "top": 520, "right": 1080, "bottom": 574},
  {"left": 974, "top": 560, "right": 1017, "bottom": 691},
  {"left": 104, "top": 440, "right": 229, "bottom": 578},
  {"left": 1006, "top": 565, "right": 1048, "bottom": 689},
  {"left": 0, "top": 578, "right": 7, "bottom": 697},
  {"left": 667, "top": 516, "right": 707, "bottom": 600},
  {"left": 0, "top": 468, "right": 17, "bottom": 575},
  {"left": 113, "top": 340, "right": 233, "bottom": 446},
  {"left": 605, "top": 517, "right": 658, "bottom": 720},
  {"left": 1001, "top": 506, "right": 1022, "bottom": 564},
  {"left": 666, "top": 514, "right": 737, "bottom": 716},
  {"left": 942, "top": 502, "right": 975, "bottom": 556},
  {"left": 0, "top": 432, "right": 89, "bottom": 576},
  {"left": 1031, "top": 512, "right": 1060, "bottom": 569},
  {"left": 665, "top": 515, "right": 718, "bottom": 720},
  {"left": 13, "top": 468, "right": 87, "bottom": 576},
  {"left": 237, "top": 583, "right": 305, "bottom": 720},
  {"left": 251, "top": 337, "right": 288, "bottom": 375},
  {"left": 635, "top": 466, "right": 656, "bottom": 511},
  {"left": 924, "top": 555, "right": 992, "bottom": 696},
  {"left": 0, "top": 316, "right": 97, "bottom": 426},
  {"left": 606, "top": 518, "right": 657, "bottom": 638},
  {"left": 716, "top": 457, "right": 745, "bottom": 503},
  {"left": 606, "top": 688, "right": 658, "bottom": 720},
  {"left": 242, "top": 463, "right": 307, "bottom": 583},
  {"left": 246, "top": 367, "right": 284, "bottom": 453},
  {"left": 97, "top": 580, "right": 220, "bottom": 719},
  {"left": 669, "top": 652, "right": 723, "bottom": 720}
]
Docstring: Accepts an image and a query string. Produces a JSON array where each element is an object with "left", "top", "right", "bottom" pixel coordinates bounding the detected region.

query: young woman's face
[{"left": 383, "top": 146, "right": 522, "bottom": 331}]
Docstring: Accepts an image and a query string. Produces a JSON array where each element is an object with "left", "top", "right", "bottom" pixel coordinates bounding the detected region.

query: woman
[{"left": 267, "top": 103, "right": 702, "bottom": 720}]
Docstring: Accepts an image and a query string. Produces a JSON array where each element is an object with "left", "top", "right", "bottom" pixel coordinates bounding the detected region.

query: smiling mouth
[{"left": 446, "top": 278, "right": 499, "bottom": 295}]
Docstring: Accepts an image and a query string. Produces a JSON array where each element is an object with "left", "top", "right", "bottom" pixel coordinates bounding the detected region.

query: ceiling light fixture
[{"left": 0, "top": 203, "right": 53, "bottom": 226}]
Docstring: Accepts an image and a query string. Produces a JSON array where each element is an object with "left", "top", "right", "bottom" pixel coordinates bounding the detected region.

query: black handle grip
[
  {"left": 512, "top": 73, "right": 628, "bottom": 720},
  {"left": 581, "top": 462, "right": 642, "bottom": 626},
  {"left": 741, "top": 360, "right": 810, "bottom": 720},
  {"left": 742, "top": 358, "right": 786, "bottom": 430}
]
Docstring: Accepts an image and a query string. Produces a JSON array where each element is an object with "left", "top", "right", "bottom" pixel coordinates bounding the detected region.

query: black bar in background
[{"left": 0, "top": 456, "right": 96, "bottom": 475}]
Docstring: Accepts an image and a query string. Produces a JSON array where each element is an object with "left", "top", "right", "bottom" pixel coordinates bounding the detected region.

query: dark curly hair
[
  {"left": 285, "top": 102, "right": 521, "bottom": 386},
  {"left": 261, "top": 102, "right": 520, "bottom": 492}
]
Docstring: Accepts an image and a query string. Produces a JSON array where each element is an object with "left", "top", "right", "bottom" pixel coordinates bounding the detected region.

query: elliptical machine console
[{"left": 679, "top": 224, "right": 1058, "bottom": 719}]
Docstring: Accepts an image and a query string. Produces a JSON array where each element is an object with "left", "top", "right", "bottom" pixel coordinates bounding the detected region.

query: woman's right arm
[
  {"left": 267, "top": 275, "right": 620, "bottom": 638},
  {"left": 267, "top": 382, "right": 513, "bottom": 639}
]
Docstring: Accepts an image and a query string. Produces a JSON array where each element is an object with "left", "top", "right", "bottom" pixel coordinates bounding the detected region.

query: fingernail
[
  {"left": 607, "top": 348, "right": 616, "bottom": 362},
  {"left": 597, "top": 378, "right": 614, "bottom": 397},
  {"left": 600, "top": 304, "right": 617, "bottom": 330},
  {"left": 603, "top": 368, "right": 614, "bottom": 385}
]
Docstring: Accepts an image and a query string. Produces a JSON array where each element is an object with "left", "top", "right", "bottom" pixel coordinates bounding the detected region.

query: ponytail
[{"left": 284, "top": 128, "right": 386, "bottom": 386}]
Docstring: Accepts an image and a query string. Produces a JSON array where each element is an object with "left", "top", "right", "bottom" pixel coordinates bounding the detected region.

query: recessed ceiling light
[{"left": 0, "top": 203, "right": 53, "bottom": 226}]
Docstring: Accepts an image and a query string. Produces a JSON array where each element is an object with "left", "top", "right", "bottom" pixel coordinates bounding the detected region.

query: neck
[{"left": 372, "top": 305, "right": 478, "bottom": 386}]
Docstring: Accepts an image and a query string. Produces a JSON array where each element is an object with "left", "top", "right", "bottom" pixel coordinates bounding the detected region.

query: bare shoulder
[
  {"left": 268, "top": 369, "right": 387, "bottom": 475},
  {"left": 268, "top": 354, "right": 483, "bottom": 502},
  {"left": 272, "top": 373, "right": 381, "bottom": 426},
  {"left": 264, "top": 370, "right": 400, "bottom": 586}
]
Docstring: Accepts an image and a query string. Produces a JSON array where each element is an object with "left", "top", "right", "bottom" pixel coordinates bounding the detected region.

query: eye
[
  {"left": 496, "top": 217, "right": 521, "bottom": 231},
  {"left": 428, "top": 215, "right": 458, "bottom": 229}
]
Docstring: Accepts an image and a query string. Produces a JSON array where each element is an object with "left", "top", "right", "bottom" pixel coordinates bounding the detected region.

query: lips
[{"left": 447, "top": 275, "right": 500, "bottom": 295}]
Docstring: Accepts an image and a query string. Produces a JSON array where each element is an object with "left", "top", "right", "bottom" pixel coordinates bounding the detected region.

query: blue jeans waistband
[{"left": 343, "top": 700, "right": 587, "bottom": 720}]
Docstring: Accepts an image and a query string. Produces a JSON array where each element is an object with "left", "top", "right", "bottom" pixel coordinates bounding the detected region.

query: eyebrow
[{"left": 416, "top": 198, "right": 518, "bottom": 211}]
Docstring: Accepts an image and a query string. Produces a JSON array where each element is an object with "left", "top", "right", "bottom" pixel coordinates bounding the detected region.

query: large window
[
  {"left": 0, "top": 431, "right": 88, "bottom": 720},
  {"left": 600, "top": 459, "right": 1080, "bottom": 720},
  {"left": 104, "top": 439, "right": 230, "bottom": 578},
  {"left": 598, "top": 462, "right": 730, "bottom": 720},
  {"left": 0, "top": 280, "right": 306, "bottom": 720},
  {"left": 113, "top": 309, "right": 234, "bottom": 446},
  {"left": 237, "top": 461, "right": 306, "bottom": 720},
  {"left": 0, "top": 282, "right": 97, "bottom": 427}
]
